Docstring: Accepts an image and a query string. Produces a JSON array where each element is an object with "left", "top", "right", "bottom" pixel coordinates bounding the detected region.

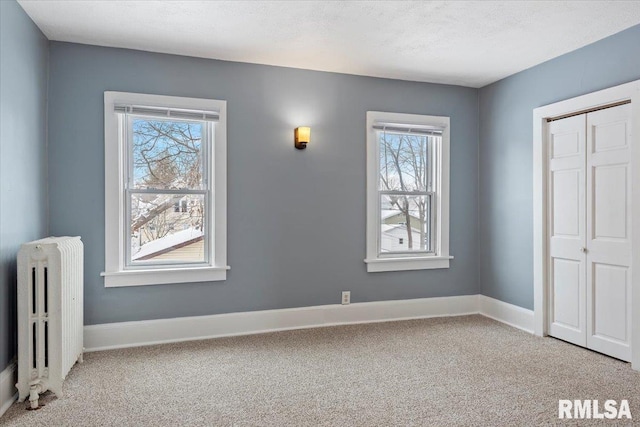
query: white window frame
[
  {"left": 102, "top": 91, "right": 228, "bottom": 287},
  {"left": 365, "top": 111, "right": 452, "bottom": 272}
]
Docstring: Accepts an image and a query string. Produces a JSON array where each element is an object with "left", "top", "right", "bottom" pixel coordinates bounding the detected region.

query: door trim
[{"left": 533, "top": 79, "right": 640, "bottom": 370}]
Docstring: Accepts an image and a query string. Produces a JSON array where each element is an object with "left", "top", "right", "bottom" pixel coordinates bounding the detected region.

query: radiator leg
[
  {"left": 78, "top": 352, "right": 84, "bottom": 364},
  {"left": 28, "top": 382, "right": 43, "bottom": 409}
]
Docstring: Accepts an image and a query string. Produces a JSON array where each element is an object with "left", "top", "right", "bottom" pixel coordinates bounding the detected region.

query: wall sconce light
[{"left": 294, "top": 126, "right": 311, "bottom": 149}]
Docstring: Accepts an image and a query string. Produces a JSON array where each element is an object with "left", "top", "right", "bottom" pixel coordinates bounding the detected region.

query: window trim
[
  {"left": 365, "top": 111, "right": 452, "bottom": 272},
  {"left": 102, "top": 91, "right": 228, "bottom": 287}
]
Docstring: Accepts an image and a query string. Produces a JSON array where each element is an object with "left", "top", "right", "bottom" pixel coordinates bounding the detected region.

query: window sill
[
  {"left": 364, "top": 256, "right": 452, "bottom": 272},
  {"left": 101, "top": 266, "right": 230, "bottom": 287}
]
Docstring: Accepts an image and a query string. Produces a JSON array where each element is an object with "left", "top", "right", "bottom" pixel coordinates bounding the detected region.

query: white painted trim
[
  {"left": 100, "top": 266, "right": 230, "bottom": 287},
  {"left": 532, "top": 79, "right": 640, "bottom": 371},
  {"left": 632, "top": 84, "right": 640, "bottom": 371},
  {"left": 478, "top": 295, "right": 534, "bottom": 334},
  {"left": 364, "top": 256, "right": 453, "bottom": 272},
  {"left": 83, "top": 295, "right": 542, "bottom": 352},
  {"left": 84, "top": 295, "right": 480, "bottom": 351},
  {"left": 0, "top": 362, "right": 17, "bottom": 419},
  {"left": 103, "top": 91, "right": 228, "bottom": 287},
  {"left": 365, "top": 111, "right": 451, "bottom": 273},
  {"left": 532, "top": 104, "right": 547, "bottom": 338}
]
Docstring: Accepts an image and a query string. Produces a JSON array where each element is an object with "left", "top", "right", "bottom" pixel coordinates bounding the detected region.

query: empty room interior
[{"left": 2, "top": 0, "right": 640, "bottom": 425}]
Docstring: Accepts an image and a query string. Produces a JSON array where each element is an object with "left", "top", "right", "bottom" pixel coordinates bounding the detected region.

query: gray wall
[
  {"left": 4, "top": 0, "right": 640, "bottom": 369},
  {"left": 479, "top": 24, "right": 640, "bottom": 310},
  {"left": 0, "top": 1, "right": 49, "bottom": 371},
  {"left": 47, "top": 42, "right": 479, "bottom": 325}
]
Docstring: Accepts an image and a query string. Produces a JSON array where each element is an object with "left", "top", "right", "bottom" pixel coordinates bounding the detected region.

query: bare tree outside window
[{"left": 378, "top": 131, "right": 436, "bottom": 253}]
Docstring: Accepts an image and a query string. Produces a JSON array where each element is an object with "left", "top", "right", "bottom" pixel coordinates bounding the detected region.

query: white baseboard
[
  {"left": 84, "top": 295, "right": 480, "bottom": 352},
  {"left": 0, "top": 362, "right": 17, "bottom": 419},
  {"left": 478, "top": 295, "right": 535, "bottom": 334},
  {"left": 84, "top": 294, "right": 534, "bottom": 352}
]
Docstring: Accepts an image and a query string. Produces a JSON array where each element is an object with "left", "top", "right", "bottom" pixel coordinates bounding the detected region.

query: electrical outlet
[{"left": 341, "top": 291, "right": 351, "bottom": 305}]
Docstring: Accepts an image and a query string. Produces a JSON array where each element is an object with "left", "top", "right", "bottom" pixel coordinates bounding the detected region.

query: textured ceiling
[{"left": 17, "top": 1, "right": 640, "bottom": 88}]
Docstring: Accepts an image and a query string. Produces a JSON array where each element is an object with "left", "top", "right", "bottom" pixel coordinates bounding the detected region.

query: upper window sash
[
  {"left": 376, "top": 129, "right": 437, "bottom": 193},
  {"left": 121, "top": 114, "right": 212, "bottom": 192}
]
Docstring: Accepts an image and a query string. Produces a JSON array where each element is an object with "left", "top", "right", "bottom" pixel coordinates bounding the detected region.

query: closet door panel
[
  {"left": 586, "top": 104, "right": 632, "bottom": 362},
  {"left": 551, "top": 258, "right": 582, "bottom": 329},
  {"left": 593, "top": 165, "right": 627, "bottom": 240},
  {"left": 593, "top": 263, "right": 628, "bottom": 343},
  {"left": 548, "top": 115, "right": 587, "bottom": 346}
]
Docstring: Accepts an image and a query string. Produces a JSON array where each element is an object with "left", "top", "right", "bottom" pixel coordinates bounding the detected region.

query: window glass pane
[
  {"left": 378, "top": 132, "right": 433, "bottom": 192},
  {"left": 380, "top": 194, "right": 431, "bottom": 253},
  {"left": 130, "top": 193, "right": 206, "bottom": 263},
  {"left": 131, "top": 118, "right": 204, "bottom": 190}
]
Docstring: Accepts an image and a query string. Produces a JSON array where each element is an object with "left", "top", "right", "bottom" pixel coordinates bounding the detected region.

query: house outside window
[
  {"left": 102, "top": 92, "right": 228, "bottom": 287},
  {"left": 365, "top": 111, "right": 452, "bottom": 272},
  {"left": 174, "top": 199, "right": 188, "bottom": 213}
]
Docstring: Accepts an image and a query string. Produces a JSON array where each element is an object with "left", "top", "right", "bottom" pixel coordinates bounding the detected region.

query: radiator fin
[
  {"left": 31, "top": 268, "right": 36, "bottom": 315},
  {"left": 32, "top": 322, "right": 36, "bottom": 369},
  {"left": 44, "top": 267, "right": 48, "bottom": 313}
]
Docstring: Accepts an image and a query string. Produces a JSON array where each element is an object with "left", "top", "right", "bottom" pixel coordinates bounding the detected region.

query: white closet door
[
  {"left": 548, "top": 114, "right": 587, "bottom": 346},
  {"left": 586, "top": 104, "right": 632, "bottom": 361}
]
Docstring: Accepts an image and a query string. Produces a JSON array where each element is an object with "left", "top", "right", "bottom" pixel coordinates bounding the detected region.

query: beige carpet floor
[{"left": 2, "top": 315, "right": 639, "bottom": 426}]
